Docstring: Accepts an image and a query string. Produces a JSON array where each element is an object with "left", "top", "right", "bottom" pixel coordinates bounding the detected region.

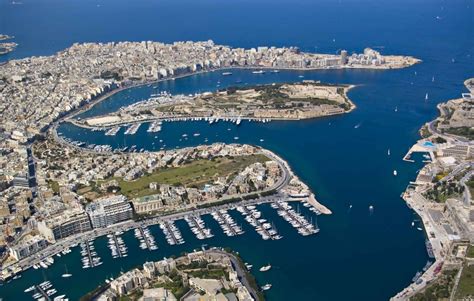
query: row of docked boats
[
  {"left": 159, "top": 221, "right": 185, "bottom": 245},
  {"left": 184, "top": 215, "right": 214, "bottom": 240},
  {"left": 134, "top": 226, "right": 158, "bottom": 250},
  {"left": 272, "top": 201, "right": 320, "bottom": 236},
  {"left": 237, "top": 205, "right": 282, "bottom": 240},
  {"left": 211, "top": 209, "right": 244, "bottom": 237},
  {"left": 124, "top": 123, "right": 141, "bottom": 135},
  {"left": 105, "top": 126, "right": 121, "bottom": 136},
  {"left": 147, "top": 120, "right": 162, "bottom": 133},
  {"left": 107, "top": 232, "right": 129, "bottom": 258},
  {"left": 26, "top": 280, "right": 68, "bottom": 300},
  {"left": 80, "top": 240, "right": 102, "bottom": 269}
]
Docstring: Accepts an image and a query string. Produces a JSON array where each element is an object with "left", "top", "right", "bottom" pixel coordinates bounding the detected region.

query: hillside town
[{"left": 393, "top": 78, "right": 474, "bottom": 300}]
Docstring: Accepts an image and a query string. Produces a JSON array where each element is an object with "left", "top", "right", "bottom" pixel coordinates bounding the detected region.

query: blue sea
[{"left": 0, "top": 0, "right": 473, "bottom": 300}]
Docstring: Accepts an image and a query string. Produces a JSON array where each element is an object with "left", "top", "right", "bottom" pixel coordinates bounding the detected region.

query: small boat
[
  {"left": 262, "top": 284, "right": 272, "bottom": 291},
  {"left": 222, "top": 72, "right": 232, "bottom": 76},
  {"left": 417, "top": 227, "right": 423, "bottom": 231},
  {"left": 411, "top": 221, "right": 415, "bottom": 227},
  {"left": 425, "top": 93, "right": 429, "bottom": 100},
  {"left": 259, "top": 264, "right": 271, "bottom": 272},
  {"left": 252, "top": 70, "right": 265, "bottom": 74},
  {"left": 388, "top": 149, "right": 391, "bottom": 156},
  {"left": 24, "top": 286, "right": 35, "bottom": 293},
  {"left": 393, "top": 170, "right": 397, "bottom": 176}
]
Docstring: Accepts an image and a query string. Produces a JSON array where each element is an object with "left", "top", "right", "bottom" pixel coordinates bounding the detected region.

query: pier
[
  {"left": 134, "top": 226, "right": 158, "bottom": 251},
  {"left": 237, "top": 205, "right": 281, "bottom": 240},
  {"left": 184, "top": 215, "right": 213, "bottom": 240},
  {"left": 34, "top": 284, "right": 52, "bottom": 301},
  {"left": 159, "top": 221, "right": 184, "bottom": 245},
  {"left": 211, "top": 209, "right": 244, "bottom": 237},
  {"left": 272, "top": 201, "right": 319, "bottom": 236}
]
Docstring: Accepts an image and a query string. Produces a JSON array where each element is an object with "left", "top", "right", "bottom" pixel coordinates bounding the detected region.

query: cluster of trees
[{"left": 425, "top": 181, "right": 464, "bottom": 203}]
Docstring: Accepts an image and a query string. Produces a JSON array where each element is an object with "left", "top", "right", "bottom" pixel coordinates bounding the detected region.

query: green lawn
[
  {"left": 466, "top": 245, "right": 474, "bottom": 259},
  {"left": 456, "top": 264, "right": 474, "bottom": 298},
  {"left": 116, "top": 154, "right": 269, "bottom": 198}
]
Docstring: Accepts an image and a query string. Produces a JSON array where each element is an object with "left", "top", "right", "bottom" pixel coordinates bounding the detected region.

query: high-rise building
[
  {"left": 37, "top": 208, "right": 92, "bottom": 242},
  {"left": 86, "top": 195, "right": 133, "bottom": 228},
  {"left": 340, "top": 50, "right": 348, "bottom": 65},
  {"left": 9, "top": 235, "right": 48, "bottom": 260}
]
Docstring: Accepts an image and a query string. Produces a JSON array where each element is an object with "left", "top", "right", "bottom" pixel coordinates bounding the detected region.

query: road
[{"left": 205, "top": 249, "right": 260, "bottom": 300}]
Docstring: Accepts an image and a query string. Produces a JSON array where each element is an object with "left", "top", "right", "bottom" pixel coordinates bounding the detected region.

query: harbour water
[{"left": 1, "top": 0, "right": 473, "bottom": 300}]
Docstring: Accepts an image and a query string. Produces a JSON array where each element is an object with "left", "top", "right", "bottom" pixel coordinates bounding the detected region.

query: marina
[
  {"left": 107, "top": 232, "right": 128, "bottom": 258},
  {"left": 104, "top": 126, "right": 120, "bottom": 136},
  {"left": 147, "top": 120, "right": 162, "bottom": 133},
  {"left": 80, "top": 240, "right": 102, "bottom": 269},
  {"left": 159, "top": 220, "right": 185, "bottom": 246},
  {"left": 124, "top": 123, "right": 141, "bottom": 135},
  {"left": 211, "top": 209, "right": 244, "bottom": 237},
  {"left": 184, "top": 215, "right": 214, "bottom": 240},
  {"left": 134, "top": 226, "right": 158, "bottom": 251},
  {"left": 272, "top": 201, "right": 320, "bottom": 236},
  {"left": 237, "top": 205, "right": 282, "bottom": 240}
]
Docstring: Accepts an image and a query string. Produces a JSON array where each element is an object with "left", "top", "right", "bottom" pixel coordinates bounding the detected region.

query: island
[
  {"left": 393, "top": 78, "right": 474, "bottom": 300},
  {"left": 77, "top": 81, "right": 355, "bottom": 129},
  {"left": 82, "top": 249, "right": 262, "bottom": 301}
]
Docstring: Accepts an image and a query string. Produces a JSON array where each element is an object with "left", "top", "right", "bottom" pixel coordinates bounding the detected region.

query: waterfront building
[
  {"left": 132, "top": 194, "right": 164, "bottom": 214},
  {"left": 110, "top": 268, "right": 147, "bottom": 295},
  {"left": 86, "top": 195, "right": 133, "bottom": 228},
  {"left": 37, "top": 208, "right": 92, "bottom": 242},
  {"left": 8, "top": 235, "right": 47, "bottom": 260}
]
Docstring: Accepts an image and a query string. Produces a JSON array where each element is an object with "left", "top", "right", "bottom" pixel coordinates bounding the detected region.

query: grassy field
[
  {"left": 116, "top": 154, "right": 269, "bottom": 198},
  {"left": 455, "top": 264, "right": 474, "bottom": 299},
  {"left": 466, "top": 245, "right": 474, "bottom": 258}
]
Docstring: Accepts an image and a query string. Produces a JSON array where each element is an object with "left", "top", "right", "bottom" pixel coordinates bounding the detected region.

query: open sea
[{"left": 0, "top": 0, "right": 473, "bottom": 300}]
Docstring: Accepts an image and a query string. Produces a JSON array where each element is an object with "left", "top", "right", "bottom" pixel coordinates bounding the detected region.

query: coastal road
[{"left": 205, "top": 249, "right": 260, "bottom": 300}]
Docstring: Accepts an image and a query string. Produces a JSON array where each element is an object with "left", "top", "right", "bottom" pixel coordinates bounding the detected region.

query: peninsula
[
  {"left": 393, "top": 78, "right": 474, "bottom": 300},
  {"left": 77, "top": 81, "right": 355, "bottom": 129},
  {"left": 83, "top": 249, "right": 261, "bottom": 301}
]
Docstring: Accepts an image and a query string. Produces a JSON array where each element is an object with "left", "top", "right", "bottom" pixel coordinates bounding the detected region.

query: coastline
[{"left": 392, "top": 79, "right": 474, "bottom": 300}]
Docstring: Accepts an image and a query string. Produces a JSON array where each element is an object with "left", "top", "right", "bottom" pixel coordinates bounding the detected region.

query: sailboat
[{"left": 62, "top": 265, "right": 72, "bottom": 278}]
